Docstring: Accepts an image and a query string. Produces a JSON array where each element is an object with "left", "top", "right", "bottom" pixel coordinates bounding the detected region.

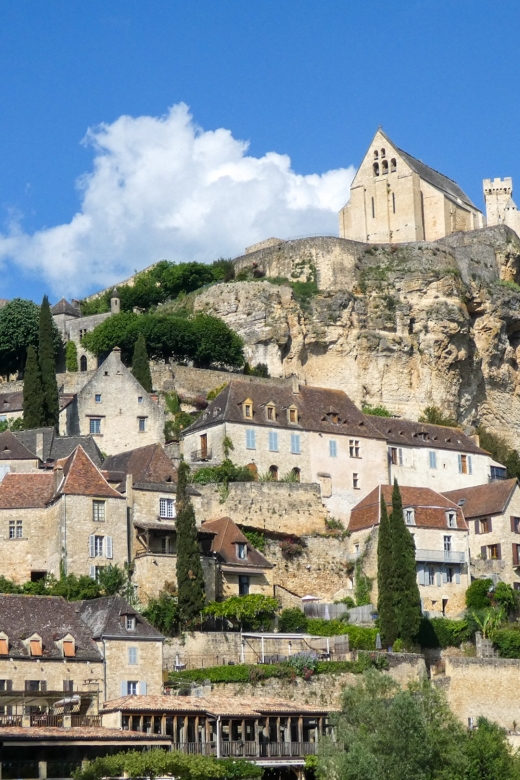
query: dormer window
[
  {"left": 404, "top": 508, "right": 415, "bottom": 526},
  {"left": 287, "top": 406, "right": 298, "bottom": 424},
  {"left": 266, "top": 404, "right": 276, "bottom": 422},
  {"left": 61, "top": 635, "right": 76, "bottom": 658},
  {"left": 236, "top": 543, "right": 248, "bottom": 560},
  {"left": 0, "top": 632, "right": 8, "bottom": 655},
  {"left": 243, "top": 399, "right": 253, "bottom": 419},
  {"left": 446, "top": 512, "right": 457, "bottom": 529},
  {"left": 126, "top": 616, "right": 136, "bottom": 631},
  {"left": 328, "top": 412, "right": 339, "bottom": 424},
  {"left": 29, "top": 635, "right": 43, "bottom": 656}
]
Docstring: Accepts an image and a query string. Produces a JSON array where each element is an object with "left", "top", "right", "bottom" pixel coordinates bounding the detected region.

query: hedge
[
  {"left": 306, "top": 619, "right": 379, "bottom": 649},
  {"left": 416, "top": 617, "right": 471, "bottom": 649},
  {"left": 493, "top": 626, "right": 520, "bottom": 658}
]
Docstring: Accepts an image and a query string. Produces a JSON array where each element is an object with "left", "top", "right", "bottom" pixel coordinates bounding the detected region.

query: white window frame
[
  {"left": 159, "top": 498, "right": 176, "bottom": 519},
  {"left": 405, "top": 508, "right": 415, "bottom": 526},
  {"left": 352, "top": 473, "right": 359, "bottom": 489},
  {"left": 349, "top": 439, "right": 360, "bottom": 458},
  {"left": 89, "top": 418, "right": 101, "bottom": 435},
  {"left": 237, "top": 543, "right": 248, "bottom": 560},
  {"left": 92, "top": 500, "right": 106, "bottom": 523},
  {"left": 127, "top": 681, "right": 138, "bottom": 695},
  {"left": 138, "top": 417, "right": 147, "bottom": 432},
  {"left": 9, "top": 520, "right": 23, "bottom": 539},
  {"left": 446, "top": 512, "right": 457, "bottom": 529},
  {"left": 126, "top": 616, "right": 136, "bottom": 631}
]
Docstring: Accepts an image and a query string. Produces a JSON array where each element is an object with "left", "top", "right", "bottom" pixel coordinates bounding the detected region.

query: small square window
[
  {"left": 126, "top": 616, "right": 136, "bottom": 631},
  {"left": 244, "top": 403, "right": 253, "bottom": 419},
  {"left": 138, "top": 396, "right": 143, "bottom": 404},
  {"left": 95, "top": 394, "right": 102, "bottom": 403},
  {"left": 267, "top": 406, "right": 275, "bottom": 421},
  {"left": 93, "top": 500, "right": 105, "bottom": 522},
  {"left": 352, "top": 473, "right": 359, "bottom": 489},
  {"left": 237, "top": 543, "right": 247, "bottom": 560},
  {"left": 138, "top": 417, "right": 146, "bottom": 432},
  {"left": 127, "top": 681, "right": 138, "bottom": 695},
  {"left": 159, "top": 498, "right": 176, "bottom": 518},
  {"left": 288, "top": 408, "right": 298, "bottom": 424},
  {"left": 90, "top": 418, "right": 101, "bottom": 435}
]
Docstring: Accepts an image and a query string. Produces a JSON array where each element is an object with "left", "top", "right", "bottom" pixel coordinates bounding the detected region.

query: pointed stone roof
[
  {"left": 50, "top": 298, "right": 80, "bottom": 317},
  {"left": 56, "top": 446, "right": 123, "bottom": 499},
  {"left": 0, "top": 472, "right": 55, "bottom": 508},
  {"left": 78, "top": 596, "right": 163, "bottom": 640},
  {"left": 0, "top": 429, "right": 38, "bottom": 461}
]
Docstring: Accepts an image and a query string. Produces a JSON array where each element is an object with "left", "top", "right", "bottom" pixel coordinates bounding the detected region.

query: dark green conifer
[
  {"left": 390, "top": 479, "right": 422, "bottom": 646},
  {"left": 38, "top": 295, "right": 59, "bottom": 428},
  {"left": 175, "top": 461, "right": 205, "bottom": 625},
  {"left": 22, "top": 346, "right": 44, "bottom": 429},
  {"left": 377, "top": 491, "right": 398, "bottom": 646},
  {"left": 131, "top": 333, "right": 153, "bottom": 392}
]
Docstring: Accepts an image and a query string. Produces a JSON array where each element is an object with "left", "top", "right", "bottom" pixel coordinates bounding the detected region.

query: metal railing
[
  {"left": 170, "top": 741, "right": 317, "bottom": 758},
  {"left": 30, "top": 713, "right": 63, "bottom": 727},
  {"left": 191, "top": 448, "right": 212, "bottom": 462},
  {"left": 415, "top": 549, "right": 465, "bottom": 563},
  {"left": 0, "top": 714, "right": 22, "bottom": 727}
]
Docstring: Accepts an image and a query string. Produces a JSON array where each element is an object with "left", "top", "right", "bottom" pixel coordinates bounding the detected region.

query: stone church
[{"left": 339, "top": 128, "right": 485, "bottom": 244}]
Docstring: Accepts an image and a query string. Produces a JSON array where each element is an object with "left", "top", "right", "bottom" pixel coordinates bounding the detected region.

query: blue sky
[{"left": 0, "top": 0, "right": 519, "bottom": 302}]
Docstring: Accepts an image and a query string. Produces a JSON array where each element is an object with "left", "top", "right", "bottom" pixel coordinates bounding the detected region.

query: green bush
[
  {"left": 465, "top": 578, "right": 493, "bottom": 610},
  {"left": 192, "top": 459, "right": 255, "bottom": 486},
  {"left": 493, "top": 582, "right": 519, "bottom": 615},
  {"left": 418, "top": 405, "right": 458, "bottom": 427},
  {"left": 203, "top": 594, "right": 278, "bottom": 631},
  {"left": 279, "top": 608, "right": 309, "bottom": 632},
  {"left": 493, "top": 625, "right": 520, "bottom": 658},
  {"left": 416, "top": 617, "right": 470, "bottom": 649},
  {"left": 362, "top": 403, "right": 392, "bottom": 417},
  {"left": 65, "top": 341, "right": 78, "bottom": 372},
  {"left": 241, "top": 528, "right": 266, "bottom": 552},
  {"left": 306, "top": 618, "right": 378, "bottom": 649}
]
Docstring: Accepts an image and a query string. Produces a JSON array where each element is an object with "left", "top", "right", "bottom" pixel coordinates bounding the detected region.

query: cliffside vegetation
[{"left": 0, "top": 297, "right": 61, "bottom": 378}]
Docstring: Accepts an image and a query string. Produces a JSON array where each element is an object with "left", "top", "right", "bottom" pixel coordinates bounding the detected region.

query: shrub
[
  {"left": 362, "top": 403, "right": 393, "bottom": 417},
  {"left": 416, "top": 617, "right": 470, "bottom": 649},
  {"left": 191, "top": 459, "right": 255, "bottom": 485},
  {"left": 207, "top": 382, "right": 228, "bottom": 401},
  {"left": 493, "top": 582, "right": 518, "bottom": 615},
  {"left": 243, "top": 362, "right": 270, "bottom": 378},
  {"left": 203, "top": 594, "right": 279, "bottom": 631},
  {"left": 306, "top": 619, "right": 378, "bottom": 649},
  {"left": 279, "top": 608, "right": 309, "bottom": 633},
  {"left": 418, "top": 405, "right": 458, "bottom": 427},
  {"left": 493, "top": 625, "right": 520, "bottom": 658},
  {"left": 286, "top": 651, "right": 318, "bottom": 675},
  {"left": 240, "top": 528, "right": 265, "bottom": 552},
  {"left": 279, "top": 538, "right": 305, "bottom": 558},
  {"left": 465, "top": 578, "right": 493, "bottom": 610},
  {"left": 65, "top": 341, "right": 78, "bottom": 372},
  {"left": 334, "top": 596, "right": 356, "bottom": 608}
]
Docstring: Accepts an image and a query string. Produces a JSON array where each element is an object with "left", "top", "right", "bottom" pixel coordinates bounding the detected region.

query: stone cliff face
[{"left": 187, "top": 226, "right": 520, "bottom": 447}]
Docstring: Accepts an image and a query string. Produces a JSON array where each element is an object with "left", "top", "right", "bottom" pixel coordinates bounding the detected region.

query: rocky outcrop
[{"left": 188, "top": 226, "right": 520, "bottom": 447}]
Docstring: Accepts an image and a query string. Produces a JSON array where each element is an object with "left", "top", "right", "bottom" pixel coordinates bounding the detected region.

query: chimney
[
  {"left": 54, "top": 465, "right": 64, "bottom": 494},
  {"left": 35, "top": 432, "right": 44, "bottom": 462},
  {"left": 112, "top": 346, "right": 122, "bottom": 362},
  {"left": 292, "top": 375, "right": 300, "bottom": 394}
]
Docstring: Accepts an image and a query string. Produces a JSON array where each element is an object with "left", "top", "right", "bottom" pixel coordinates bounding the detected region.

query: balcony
[
  {"left": 415, "top": 549, "right": 465, "bottom": 564},
  {"left": 170, "top": 741, "right": 317, "bottom": 759},
  {"left": 191, "top": 448, "right": 212, "bottom": 462}
]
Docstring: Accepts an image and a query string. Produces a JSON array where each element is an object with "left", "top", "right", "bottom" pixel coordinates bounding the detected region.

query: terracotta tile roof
[
  {"left": 0, "top": 472, "right": 54, "bottom": 508},
  {"left": 366, "top": 415, "right": 487, "bottom": 455},
  {"left": 349, "top": 485, "right": 467, "bottom": 532},
  {"left": 103, "top": 694, "right": 332, "bottom": 717},
  {"left": 0, "top": 429, "right": 38, "bottom": 461},
  {"left": 103, "top": 443, "right": 176, "bottom": 492},
  {"left": 443, "top": 479, "right": 517, "bottom": 518},
  {"left": 183, "top": 380, "right": 386, "bottom": 439},
  {"left": 0, "top": 726, "right": 169, "bottom": 742},
  {"left": 57, "top": 447, "right": 123, "bottom": 499},
  {"left": 0, "top": 595, "right": 103, "bottom": 661},
  {"left": 77, "top": 596, "right": 164, "bottom": 641},
  {"left": 202, "top": 517, "right": 273, "bottom": 570}
]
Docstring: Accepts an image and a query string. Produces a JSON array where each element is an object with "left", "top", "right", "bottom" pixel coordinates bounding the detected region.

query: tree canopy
[
  {"left": 131, "top": 332, "right": 153, "bottom": 392},
  {"left": 0, "top": 298, "right": 61, "bottom": 377},
  {"left": 175, "top": 461, "right": 206, "bottom": 625}
]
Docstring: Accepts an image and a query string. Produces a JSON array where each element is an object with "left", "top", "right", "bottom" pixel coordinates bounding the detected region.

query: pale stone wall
[
  {"left": 193, "top": 482, "right": 328, "bottom": 536},
  {"left": 220, "top": 569, "right": 272, "bottom": 599},
  {"left": 102, "top": 638, "right": 163, "bottom": 702},
  {"left": 0, "top": 503, "right": 60, "bottom": 583},
  {"left": 133, "top": 554, "right": 217, "bottom": 603},
  {"left": 468, "top": 486, "right": 520, "bottom": 587},
  {"left": 131, "top": 487, "right": 176, "bottom": 528},
  {"left": 0, "top": 457, "right": 40, "bottom": 477},
  {"left": 0, "top": 657, "right": 104, "bottom": 704},
  {"left": 389, "top": 445, "right": 491, "bottom": 492}
]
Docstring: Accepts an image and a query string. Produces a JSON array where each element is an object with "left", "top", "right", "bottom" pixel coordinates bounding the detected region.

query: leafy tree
[
  {"left": 378, "top": 493, "right": 397, "bottom": 646},
  {"left": 279, "top": 608, "right": 309, "bottom": 632},
  {"left": 465, "top": 717, "right": 520, "bottom": 780},
  {"left": 390, "top": 481, "right": 422, "bottom": 646},
  {"left": 22, "top": 345, "right": 45, "bottom": 429},
  {"left": 0, "top": 298, "right": 59, "bottom": 377},
  {"left": 142, "top": 590, "right": 180, "bottom": 636},
  {"left": 418, "top": 405, "right": 458, "bottom": 427},
  {"left": 39, "top": 295, "right": 59, "bottom": 428},
  {"left": 131, "top": 333, "right": 153, "bottom": 392},
  {"left": 191, "top": 314, "right": 244, "bottom": 368},
  {"left": 466, "top": 579, "right": 493, "bottom": 610},
  {"left": 0, "top": 417, "right": 24, "bottom": 433},
  {"left": 243, "top": 362, "right": 270, "bottom": 378},
  {"left": 175, "top": 461, "right": 205, "bottom": 625},
  {"left": 493, "top": 582, "right": 518, "bottom": 615},
  {"left": 65, "top": 340, "right": 78, "bottom": 372},
  {"left": 191, "top": 459, "right": 255, "bottom": 485},
  {"left": 203, "top": 594, "right": 279, "bottom": 631}
]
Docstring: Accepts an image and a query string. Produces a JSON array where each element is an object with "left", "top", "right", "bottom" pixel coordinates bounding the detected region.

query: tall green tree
[
  {"left": 131, "top": 332, "right": 153, "bottom": 392},
  {"left": 390, "top": 480, "right": 422, "bottom": 646},
  {"left": 175, "top": 461, "right": 205, "bottom": 625},
  {"left": 377, "top": 492, "right": 398, "bottom": 646},
  {"left": 65, "top": 340, "right": 78, "bottom": 372},
  {"left": 465, "top": 717, "right": 520, "bottom": 780},
  {"left": 38, "top": 295, "right": 59, "bottom": 428},
  {"left": 22, "top": 345, "right": 45, "bottom": 429}
]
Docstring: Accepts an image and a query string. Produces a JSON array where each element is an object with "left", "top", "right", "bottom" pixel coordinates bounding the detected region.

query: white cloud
[{"left": 0, "top": 103, "right": 354, "bottom": 297}]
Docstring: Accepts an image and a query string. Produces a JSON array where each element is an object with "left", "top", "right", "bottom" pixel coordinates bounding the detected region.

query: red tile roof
[
  {"left": 349, "top": 485, "right": 467, "bottom": 532},
  {"left": 57, "top": 446, "right": 123, "bottom": 499},
  {"left": 443, "top": 479, "right": 517, "bottom": 518},
  {"left": 103, "top": 694, "right": 332, "bottom": 717},
  {"left": 202, "top": 516, "right": 273, "bottom": 569},
  {"left": 0, "top": 472, "right": 55, "bottom": 508}
]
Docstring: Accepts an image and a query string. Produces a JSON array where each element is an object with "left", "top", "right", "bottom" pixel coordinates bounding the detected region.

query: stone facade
[
  {"left": 484, "top": 177, "right": 520, "bottom": 238},
  {"left": 339, "top": 129, "right": 484, "bottom": 244},
  {"left": 60, "top": 348, "right": 164, "bottom": 455},
  {"left": 132, "top": 553, "right": 217, "bottom": 603},
  {"left": 0, "top": 656, "right": 104, "bottom": 705},
  {"left": 101, "top": 638, "right": 164, "bottom": 702}
]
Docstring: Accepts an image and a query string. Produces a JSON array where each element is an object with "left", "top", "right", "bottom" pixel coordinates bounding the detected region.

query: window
[
  {"left": 63, "top": 640, "right": 75, "bottom": 658},
  {"left": 373, "top": 150, "right": 379, "bottom": 160},
  {"left": 94, "top": 536, "right": 104, "bottom": 557},
  {"left": 246, "top": 429, "right": 256, "bottom": 450},
  {"left": 488, "top": 544, "right": 500, "bottom": 560},
  {"left": 373, "top": 164, "right": 379, "bottom": 178},
  {"left": 491, "top": 465, "right": 507, "bottom": 481},
  {"left": 127, "top": 681, "right": 138, "bottom": 695},
  {"left": 80, "top": 355, "right": 87, "bottom": 372},
  {"left": 126, "top": 616, "right": 136, "bottom": 631},
  {"left": 0, "top": 637, "right": 7, "bottom": 655},
  {"left": 268, "top": 431, "right": 279, "bottom": 452},
  {"left": 90, "top": 418, "right": 101, "bottom": 435},
  {"left": 161, "top": 536, "right": 173, "bottom": 554},
  {"left": 29, "top": 639, "right": 42, "bottom": 657},
  {"left": 269, "top": 465, "right": 279, "bottom": 481},
  {"left": 92, "top": 500, "right": 106, "bottom": 523},
  {"left": 291, "top": 467, "right": 301, "bottom": 482},
  {"left": 429, "top": 451, "right": 437, "bottom": 469},
  {"left": 444, "top": 535, "right": 452, "bottom": 553},
  {"left": 138, "top": 417, "right": 146, "bottom": 432},
  {"left": 405, "top": 508, "right": 415, "bottom": 526},
  {"left": 266, "top": 405, "right": 275, "bottom": 421},
  {"left": 9, "top": 520, "right": 23, "bottom": 539},
  {"left": 25, "top": 679, "right": 45, "bottom": 692},
  {"left": 479, "top": 517, "right": 490, "bottom": 534},
  {"left": 392, "top": 192, "right": 396, "bottom": 213},
  {"left": 389, "top": 447, "right": 403, "bottom": 465},
  {"left": 349, "top": 439, "right": 360, "bottom": 458},
  {"left": 90, "top": 566, "right": 105, "bottom": 581},
  {"left": 329, "top": 440, "right": 338, "bottom": 458},
  {"left": 511, "top": 517, "right": 520, "bottom": 534},
  {"left": 128, "top": 647, "right": 138, "bottom": 665},
  {"left": 381, "top": 148, "right": 386, "bottom": 158},
  {"left": 243, "top": 400, "right": 253, "bottom": 419},
  {"left": 458, "top": 454, "right": 473, "bottom": 475},
  {"left": 446, "top": 567, "right": 454, "bottom": 584},
  {"left": 513, "top": 544, "right": 520, "bottom": 566},
  {"left": 391, "top": 158, "right": 397, "bottom": 172},
  {"left": 159, "top": 498, "right": 176, "bottom": 518},
  {"left": 371, "top": 196, "right": 376, "bottom": 218},
  {"left": 428, "top": 566, "right": 435, "bottom": 586},
  {"left": 352, "top": 473, "right": 359, "bottom": 489},
  {"left": 95, "top": 394, "right": 101, "bottom": 403},
  {"left": 291, "top": 434, "right": 301, "bottom": 454},
  {"left": 446, "top": 512, "right": 457, "bottom": 529},
  {"left": 237, "top": 543, "right": 247, "bottom": 560},
  {"left": 138, "top": 396, "right": 143, "bottom": 404},
  {"left": 288, "top": 407, "right": 298, "bottom": 424},
  {"left": 63, "top": 680, "right": 74, "bottom": 693},
  {"left": 239, "top": 575, "right": 250, "bottom": 596},
  {"left": 382, "top": 159, "right": 388, "bottom": 174}
]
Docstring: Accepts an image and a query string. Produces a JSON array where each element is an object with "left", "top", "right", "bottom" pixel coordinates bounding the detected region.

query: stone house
[
  {"left": 51, "top": 291, "right": 119, "bottom": 373},
  {"left": 59, "top": 347, "right": 164, "bottom": 455},
  {"left": 77, "top": 596, "right": 164, "bottom": 702},
  {"left": 483, "top": 177, "right": 520, "bottom": 237},
  {"left": 444, "top": 479, "right": 520, "bottom": 589},
  {"left": 0, "top": 446, "right": 127, "bottom": 584},
  {"left": 0, "top": 429, "right": 40, "bottom": 481},
  {"left": 0, "top": 390, "right": 76, "bottom": 426},
  {"left": 339, "top": 128, "right": 484, "bottom": 244},
  {"left": 0, "top": 594, "right": 104, "bottom": 705},
  {"left": 182, "top": 379, "right": 389, "bottom": 520},
  {"left": 366, "top": 416, "right": 498, "bottom": 492},
  {"left": 349, "top": 485, "right": 470, "bottom": 617},
  {"left": 201, "top": 516, "right": 273, "bottom": 599}
]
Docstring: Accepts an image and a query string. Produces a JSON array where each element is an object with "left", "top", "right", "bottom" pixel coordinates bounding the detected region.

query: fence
[{"left": 303, "top": 602, "right": 375, "bottom": 624}]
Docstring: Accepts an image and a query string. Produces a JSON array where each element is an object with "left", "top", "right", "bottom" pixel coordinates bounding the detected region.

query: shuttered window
[
  {"left": 63, "top": 641, "right": 75, "bottom": 657},
  {"left": 246, "top": 429, "right": 256, "bottom": 450},
  {"left": 290, "top": 434, "right": 301, "bottom": 454},
  {"left": 128, "top": 647, "right": 138, "bottom": 665},
  {"left": 513, "top": 544, "right": 520, "bottom": 566},
  {"left": 30, "top": 640, "right": 42, "bottom": 657},
  {"left": 268, "top": 431, "right": 279, "bottom": 452},
  {"left": 0, "top": 639, "right": 7, "bottom": 655}
]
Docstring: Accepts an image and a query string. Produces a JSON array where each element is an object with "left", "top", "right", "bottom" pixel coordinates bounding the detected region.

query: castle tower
[
  {"left": 483, "top": 177, "right": 513, "bottom": 226},
  {"left": 110, "top": 288, "right": 121, "bottom": 315}
]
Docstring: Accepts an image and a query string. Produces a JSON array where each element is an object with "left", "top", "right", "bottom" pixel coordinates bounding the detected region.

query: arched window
[
  {"left": 371, "top": 197, "right": 375, "bottom": 219},
  {"left": 291, "top": 467, "right": 301, "bottom": 483},
  {"left": 381, "top": 148, "right": 386, "bottom": 158},
  {"left": 373, "top": 150, "right": 379, "bottom": 160},
  {"left": 391, "top": 158, "right": 397, "bottom": 172},
  {"left": 80, "top": 355, "right": 87, "bottom": 372},
  {"left": 392, "top": 192, "right": 396, "bottom": 214},
  {"left": 373, "top": 162, "right": 380, "bottom": 176},
  {"left": 269, "top": 465, "right": 279, "bottom": 481},
  {"left": 382, "top": 160, "right": 388, "bottom": 174}
]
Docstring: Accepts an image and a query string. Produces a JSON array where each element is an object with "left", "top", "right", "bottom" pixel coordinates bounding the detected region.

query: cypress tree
[
  {"left": 38, "top": 296, "right": 59, "bottom": 428},
  {"left": 65, "top": 341, "right": 78, "bottom": 372},
  {"left": 377, "top": 491, "right": 398, "bottom": 646},
  {"left": 390, "top": 479, "right": 422, "bottom": 646},
  {"left": 22, "top": 346, "right": 44, "bottom": 429},
  {"left": 131, "top": 333, "right": 153, "bottom": 392},
  {"left": 175, "top": 461, "right": 205, "bottom": 625}
]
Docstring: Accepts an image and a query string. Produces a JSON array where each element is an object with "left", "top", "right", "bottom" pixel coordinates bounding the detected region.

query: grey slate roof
[
  {"left": 0, "top": 595, "right": 103, "bottom": 661},
  {"left": 0, "top": 429, "right": 37, "bottom": 461},
  {"left": 77, "top": 596, "right": 164, "bottom": 641},
  {"left": 51, "top": 298, "right": 80, "bottom": 317},
  {"left": 0, "top": 391, "right": 23, "bottom": 413},
  {"left": 365, "top": 415, "right": 487, "bottom": 455},
  {"left": 103, "top": 443, "right": 176, "bottom": 492},
  {"left": 13, "top": 427, "right": 104, "bottom": 467}
]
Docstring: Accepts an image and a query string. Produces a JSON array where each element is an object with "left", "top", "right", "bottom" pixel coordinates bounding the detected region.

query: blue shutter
[
  {"left": 329, "top": 440, "right": 337, "bottom": 458},
  {"left": 89, "top": 565, "right": 96, "bottom": 580},
  {"left": 269, "top": 431, "right": 278, "bottom": 452},
  {"left": 468, "top": 455, "right": 473, "bottom": 475},
  {"left": 89, "top": 535, "right": 96, "bottom": 558},
  {"left": 458, "top": 454, "right": 463, "bottom": 473},
  {"left": 455, "top": 570, "right": 461, "bottom": 585},
  {"left": 139, "top": 681, "right": 147, "bottom": 695},
  {"left": 246, "top": 429, "right": 256, "bottom": 449},
  {"left": 442, "top": 570, "right": 448, "bottom": 584},
  {"left": 121, "top": 681, "right": 127, "bottom": 696},
  {"left": 429, "top": 451, "right": 436, "bottom": 469},
  {"left": 417, "top": 564, "right": 425, "bottom": 586},
  {"left": 398, "top": 448, "right": 403, "bottom": 465},
  {"left": 436, "top": 572, "right": 442, "bottom": 587}
]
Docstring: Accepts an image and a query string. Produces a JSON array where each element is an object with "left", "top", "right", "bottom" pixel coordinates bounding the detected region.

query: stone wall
[
  {"left": 0, "top": 657, "right": 104, "bottom": 705},
  {"left": 193, "top": 481, "right": 328, "bottom": 535},
  {"left": 102, "top": 638, "right": 163, "bottom": 702}
]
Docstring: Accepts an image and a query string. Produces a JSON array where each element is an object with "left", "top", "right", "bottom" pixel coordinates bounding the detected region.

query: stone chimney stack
[
  {"left": 35, "top": 432, "right": 44, "bottom": 462},
  {"left": 292, "top": 375, "right": 300, "bottom": 394},
  {"left": 54, "top": 464, "right": 64, "bottom": 494}
]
